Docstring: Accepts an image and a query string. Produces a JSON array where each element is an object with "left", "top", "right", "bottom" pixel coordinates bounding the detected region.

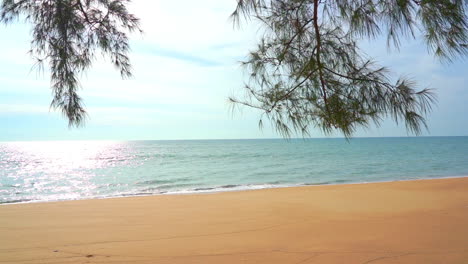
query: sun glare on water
[{"left": 0, "top": 141, "right": 129, "bottom": 203}]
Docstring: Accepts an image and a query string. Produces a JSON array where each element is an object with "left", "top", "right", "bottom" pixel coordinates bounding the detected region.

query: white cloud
[
  {"left": 0, "top": 103, "right": 49, "bottom": 114},
  {"left": 129, "top": 1, "right": 258, "bottom": 50}
]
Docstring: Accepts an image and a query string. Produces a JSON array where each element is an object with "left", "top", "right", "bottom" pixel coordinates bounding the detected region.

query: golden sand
[{"left": 1, "top": 177, "right": 467, "bottom": 264}]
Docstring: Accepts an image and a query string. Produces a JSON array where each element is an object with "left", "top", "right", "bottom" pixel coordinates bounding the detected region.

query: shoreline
[
  {"left": 1, "top": 177, "right": 467, "bottom": 263},
  {"left": 2, "top": 174, "right": 468, "bottom": 205}
]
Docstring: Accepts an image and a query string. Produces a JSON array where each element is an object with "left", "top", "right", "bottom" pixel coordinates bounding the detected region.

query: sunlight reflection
[{"left": 0, "top": 141, "right": 130, "bottom": 203}]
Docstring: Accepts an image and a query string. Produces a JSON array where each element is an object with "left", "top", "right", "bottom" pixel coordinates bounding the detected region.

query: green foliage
[
  {"left": 230, "top": 0, "right": 467, "bottom": 137},
  {"left": 0, "top": 0, "right": 141, "bottom": 127}
]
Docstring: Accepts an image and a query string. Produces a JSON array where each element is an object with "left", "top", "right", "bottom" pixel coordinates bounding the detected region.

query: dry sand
[{"left": 1, "top": 177, "right": 467, "bottom": 264}]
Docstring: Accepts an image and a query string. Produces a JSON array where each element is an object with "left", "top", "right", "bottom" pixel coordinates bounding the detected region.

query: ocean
[{"left": 1, "top": 137, "right": 467, "bottom": 204}]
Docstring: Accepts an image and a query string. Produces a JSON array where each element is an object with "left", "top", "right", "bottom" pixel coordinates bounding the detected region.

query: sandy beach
[{"left": 1, "top": 177, "right": 467, "bottom": 264}]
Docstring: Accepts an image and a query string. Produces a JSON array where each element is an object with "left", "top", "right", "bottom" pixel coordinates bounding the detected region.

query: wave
[
  {"left": 193, "top": 187, "right": 215, "bottom": 191},
  {"left": 136, "top": 177, "right": 193, "bottom": 186},
  {"left": 3, "top": 175, "right": 468, "bottom": 205},
  {"left": 0, "top": 199, "right": 33, "bottom": 204},
  {"left": 220, "top": 184, "right": 239, "bottom": 188}
]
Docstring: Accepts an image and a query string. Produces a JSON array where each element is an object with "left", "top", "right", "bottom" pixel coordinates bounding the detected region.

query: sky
[{"left": 0, "top": 1, "right": 467, "bottom": 141}]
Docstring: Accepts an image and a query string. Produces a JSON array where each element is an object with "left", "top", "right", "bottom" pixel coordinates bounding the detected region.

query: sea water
[{"left": 1, "top": 137, "right": 467, "bottom": 204}]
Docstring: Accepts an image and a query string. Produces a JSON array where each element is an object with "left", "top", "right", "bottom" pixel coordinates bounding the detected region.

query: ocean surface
[{"left": 1, "top": 137, "right": 467, "bottom": 204}]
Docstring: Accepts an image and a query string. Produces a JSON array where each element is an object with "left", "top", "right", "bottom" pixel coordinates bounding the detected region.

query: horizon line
[{"left": 1, "top": 135, "right": 467, "bottom": 143}]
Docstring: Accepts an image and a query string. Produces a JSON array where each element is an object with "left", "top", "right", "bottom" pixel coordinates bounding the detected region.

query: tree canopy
[
  {"left": 1, "top": 0, "right": 467, "bottom": 136},
  {"left": 0, "top": 0, "right": 140, "bottom": 126},
  {"left": 229, "top": 0, "right": 467, "bottom": 137}
]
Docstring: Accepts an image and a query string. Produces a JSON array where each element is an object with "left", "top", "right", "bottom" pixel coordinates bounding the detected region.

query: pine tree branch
[
  {"left": 322, "top": 66, "right": 394, "bottom": 90},
  {"left": 76, "top": 0, "right": 91, "bottom": 24},
  {"left": 278, "top": 17, "right": 314, "bottom": 64},
  {"left": 267, "top": 67, "right": 319, "bottom": 112},
  {"left": 313, "top": 0, "right": 328, "bottom": 107}
]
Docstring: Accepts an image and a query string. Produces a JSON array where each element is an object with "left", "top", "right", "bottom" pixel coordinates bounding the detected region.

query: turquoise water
[{"left": 1, "top": 137, "right": 467, "bottom": 204}]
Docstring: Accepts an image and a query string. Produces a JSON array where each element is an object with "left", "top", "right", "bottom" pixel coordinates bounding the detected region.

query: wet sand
[{"left": 1, "top": 177, "right": 467, "bottom": 264}]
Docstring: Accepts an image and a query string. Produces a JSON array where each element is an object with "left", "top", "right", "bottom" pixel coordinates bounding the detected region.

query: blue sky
[{"left": 0, "top": 1, "right": 467, "bottom": 141}]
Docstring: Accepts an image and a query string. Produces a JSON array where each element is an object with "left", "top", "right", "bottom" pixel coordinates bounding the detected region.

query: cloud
[
  {"left": 135, "top": 44, "right": 221, "bottom": 67},
  {"left": 0, "top": 104, "right": 49, "bottom": 114},
  {"left": 127, "top": 0, "right": 259, "bottom": 63}
]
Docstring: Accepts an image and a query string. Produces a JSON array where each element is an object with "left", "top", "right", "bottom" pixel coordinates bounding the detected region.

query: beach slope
[{"left": 1, "top": 177, "right": 467, "bottom": 264}]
